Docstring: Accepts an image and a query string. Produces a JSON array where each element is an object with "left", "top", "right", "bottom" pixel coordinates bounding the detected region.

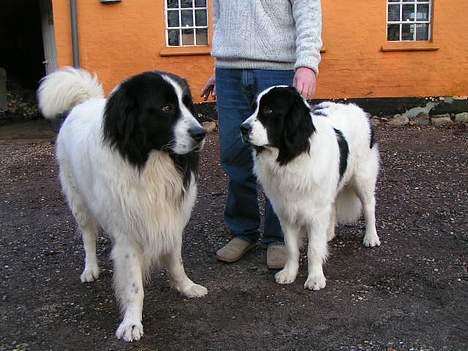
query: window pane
[
  {"left": 167, "top": 10, "right": 179, "bottom": 27},
  {"left": 182, "top": 29, "right": 194, "bottom": 45},
  {"left": 401, "top": 23, "right": 415, "bottom": 40},
  {"left": 416, "top": 23, "right": 429, "bottom": 40},
  {"left": 402, "top": 0, "right": 414, "bottom": 2},
  {"left": 195, "top": 0, "right": 206, "bottom": 7},
  {"left": 195, "top": 28, "right": 208, "bottom": 45},
  {"left": 402, "top": 4, "right": 415, "bottom": 21},
  {"left": 388, "top": 4, "right": 400, "bottom": 21},
  {"left": 387, "top": 24, "right": 400, "bottom": 41},
  {"left": 416, "top": 4, "right": 429, "bottom": 21},
  {"left": 167, "top": 0, "right": 178, "bottom": 9},
  {"left": 181, "top": 10, "right": 193, "bottom": 26},
  {"left": 195, "top": 9, "right": 207, "bottom": 26},
  {"left": 388, "top": 0, "right": 398, "bottom": 2},
  {"left": 181, "top": 0, "right": 192, "bottom": 8},
  {"left": 168, "top": 29, "right": 180, "bottom": 46}
]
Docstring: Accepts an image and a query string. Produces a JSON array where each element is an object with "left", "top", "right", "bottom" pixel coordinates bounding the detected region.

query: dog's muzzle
[{"left": 240, "top": 122, "right": 252, "bottom": 144}]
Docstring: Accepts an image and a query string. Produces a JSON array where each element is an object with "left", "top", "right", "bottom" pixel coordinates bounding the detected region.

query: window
[
  {"left": 387, "top": 0, "right": 432, "bottom": 41},
  {"left": 165, "top": 0, "right": 208, "bottom": 47}
]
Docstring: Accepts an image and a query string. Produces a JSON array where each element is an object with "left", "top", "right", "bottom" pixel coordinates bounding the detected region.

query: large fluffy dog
[
  {"left": 240, "top": 86, "right": 380, "bottom": 291},
  {"left": 38, "top": 68, "right": 208, "bottom": 341}
]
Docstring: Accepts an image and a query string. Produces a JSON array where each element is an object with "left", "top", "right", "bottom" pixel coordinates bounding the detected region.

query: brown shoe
[
  {"left": 267, "top": 244, "right": 287, "bottom": 270},
  {"left": 216, "top": 238, "right": 256, "bottom": 263}
]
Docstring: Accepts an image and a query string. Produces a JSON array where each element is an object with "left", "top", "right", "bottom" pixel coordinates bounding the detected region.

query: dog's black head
[
  {"left": 240, "top": 86, "right": 315, "bottom": 165},
  {"left": 103, "top": 71, "right": 206, "bottom": 170}
]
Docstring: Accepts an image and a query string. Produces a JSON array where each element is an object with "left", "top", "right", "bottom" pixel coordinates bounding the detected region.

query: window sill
[
  {"left": 381, "top": 42, "right": 439, "bottom": 52},
  {"left": 159, "top": 46, "right": 212, "bottom": 57}
]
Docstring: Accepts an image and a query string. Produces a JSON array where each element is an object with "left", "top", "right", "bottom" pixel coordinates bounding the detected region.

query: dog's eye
[
  {"left": 262, "top": 106, "right": 273, "bottom": 115},
  {"left": 161, "top": 104, "right": 175, "bottom": 113}
]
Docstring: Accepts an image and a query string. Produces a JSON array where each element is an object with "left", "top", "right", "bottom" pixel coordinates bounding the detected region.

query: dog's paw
[
  {"left": 304, "top": 274, "right": 326, "bottom": 291},
  {"left": 363, "top": 234, "right": 381, "bottom": 248},
  {"left": 275, "top": 268, "right": 297, "bottom": 285},
  {"left": 180, "top": 283, "right": 208, "bottom": 298},
  {"left": 116, "top": 320, "right": 144, "bottom": 342},
  {"left": 80, "top": 264, "right": 99, "bottom": 283}
]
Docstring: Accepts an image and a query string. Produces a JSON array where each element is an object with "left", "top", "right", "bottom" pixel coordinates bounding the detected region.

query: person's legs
[
  {"left": 254, "top": 69, "right": 295, "bottom": 246},
  {"left": 215, "top": 68, "right": 259, "bottom": 244}
]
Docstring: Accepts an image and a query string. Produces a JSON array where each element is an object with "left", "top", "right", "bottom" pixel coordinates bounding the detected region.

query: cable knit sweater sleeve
[{"left": 291, "top": 0, "right": 322, "bottom": 73}]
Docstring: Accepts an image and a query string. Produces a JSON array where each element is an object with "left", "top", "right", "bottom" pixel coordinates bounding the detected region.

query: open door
[{"left": 39, "top": 0, "right": 57, "bottom": 74}]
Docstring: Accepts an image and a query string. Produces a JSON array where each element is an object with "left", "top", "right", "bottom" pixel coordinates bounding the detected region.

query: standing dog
[
  {"left": 38, "top": 68, "right": 207, "bottom": 341},
  {"left": 240, "top": 86, "right": 380, "bottom": 290}
]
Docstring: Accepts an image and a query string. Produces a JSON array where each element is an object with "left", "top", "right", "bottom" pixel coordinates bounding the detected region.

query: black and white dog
[
  {"left": 240, "top": 86, "right": 380, "bottom": 291},
  {"left": 38, "top": 68, "right": 207, "bottom": 341}
]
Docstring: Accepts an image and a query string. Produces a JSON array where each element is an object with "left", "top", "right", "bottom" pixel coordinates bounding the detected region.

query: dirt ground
[{"left": 0, "top": 121, "right": 467, "bottom": 351}]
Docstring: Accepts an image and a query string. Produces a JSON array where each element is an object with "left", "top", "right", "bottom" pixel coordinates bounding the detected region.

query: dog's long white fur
[
  {"left": 38, "top": 68, "right": 207, "bottom": 342},
  {"left": 246, "top": 99, "right": 380, "bottom": 291}
]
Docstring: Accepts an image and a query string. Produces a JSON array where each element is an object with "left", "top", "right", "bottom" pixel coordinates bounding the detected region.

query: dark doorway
[{"left": 0, "top": 0, "right": 46, "bottom": 89}]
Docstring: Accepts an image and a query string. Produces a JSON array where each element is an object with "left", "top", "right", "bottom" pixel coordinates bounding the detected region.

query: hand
[
  {"left": 293, "top": 67, "right": 317, "bottom": 99},
  {"left": 201, "top": 75, "right": 216, "bottom": 101}
]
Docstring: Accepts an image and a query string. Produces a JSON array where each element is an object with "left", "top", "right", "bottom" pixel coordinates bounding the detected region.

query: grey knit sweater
[{"left": 212, "top": 0, "right": 322, "bottom": 73}]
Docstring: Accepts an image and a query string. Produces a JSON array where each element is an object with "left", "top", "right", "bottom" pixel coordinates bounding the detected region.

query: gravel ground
[{"left": 0, "top": 122, "right": 467, "bottom": 351}]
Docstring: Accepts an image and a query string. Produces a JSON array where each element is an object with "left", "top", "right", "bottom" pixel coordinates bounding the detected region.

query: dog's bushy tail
[
  {"left": 37, "top": 67, "right": 104, "bottom": 119},
  {"left": 336, "top": 186, "right": 362, "bottom": 224}
]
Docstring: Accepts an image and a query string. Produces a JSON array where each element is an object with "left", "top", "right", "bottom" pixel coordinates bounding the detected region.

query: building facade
[{"left": 49, "top": 0, "right": 468, "bottom": 102}]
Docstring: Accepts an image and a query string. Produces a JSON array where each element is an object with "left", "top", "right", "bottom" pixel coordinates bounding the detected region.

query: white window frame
[
  {"left": 387, "top": 0, "right": 432, "bottom": 42},
  {"left": 164, "top": 0, "right": 209, "bottom": 47}
]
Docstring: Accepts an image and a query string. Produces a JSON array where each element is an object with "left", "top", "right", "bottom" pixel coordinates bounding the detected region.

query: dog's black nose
[
  {"left": 189, "top": 126, "right": 207, "bottom": 142},
  {"left": 240, "top": 123, "right": 251, "bottom": 138}
]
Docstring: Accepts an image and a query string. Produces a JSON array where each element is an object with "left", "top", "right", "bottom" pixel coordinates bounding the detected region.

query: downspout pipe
[{"left": 70, "top": 0, "right": 80, "bottom": 68}]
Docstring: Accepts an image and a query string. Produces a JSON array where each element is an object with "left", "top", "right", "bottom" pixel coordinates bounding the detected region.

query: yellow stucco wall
[{"left": 52, "top": 0, "right": 468, "bottom": 101}]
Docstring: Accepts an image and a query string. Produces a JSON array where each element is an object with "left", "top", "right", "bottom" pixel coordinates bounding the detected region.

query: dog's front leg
[
  {"left": 304, "top": 208, "right": 330, "bottom": 291},
  {"left": 112, "top": 240, "right": 144, "bottom": 342},
  {"left": 164, "top": 238, "right": 208, "bottom": 298},
  {"left": 275, "top": 221, "right": 301, "bottom": 284}
]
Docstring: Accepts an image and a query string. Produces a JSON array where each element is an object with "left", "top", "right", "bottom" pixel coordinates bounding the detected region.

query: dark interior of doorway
[{"left": 0, "top": 0, "right": 45, "bottom": 90}]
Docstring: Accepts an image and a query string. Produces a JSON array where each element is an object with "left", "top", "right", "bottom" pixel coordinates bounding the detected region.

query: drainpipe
[{"left": 70, "top": 0, "right": 80, "bottom": 68}]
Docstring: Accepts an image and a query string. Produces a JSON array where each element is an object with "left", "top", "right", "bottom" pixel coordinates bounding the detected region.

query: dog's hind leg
[
  {"left": 355, "top": 183, "right": 380, "bottom": 247},
  {"left": 78, "top": 219, "right": 100, "bottom": 282},
  {"left": 59, "top": 164, "right": 100, "bottom": 282},
  {"left": 275, "top": 221, "right": 301, "bottom": 285},
  {"left": 354, "top": 151, "right": 381, "bottom": 248},
  {"left": 163, "top": 240, "right": 208, "bottom": 298},
  {"left": 112, "top": 240, "right": 144, "bottom": 342},
  {"left": 304, "top": 208, "right": 330, "bottom": 291}
]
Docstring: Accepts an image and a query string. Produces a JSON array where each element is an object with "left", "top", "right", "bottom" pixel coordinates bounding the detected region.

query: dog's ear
[
  {"left": 103, "top": 87, "right": 146, "bottom": 166},
  {"left": 277, "top": 87, "right": 315, "bottom": 165},
  {"left": 104, "top": 87, "right": 138, "bottom": 144}
]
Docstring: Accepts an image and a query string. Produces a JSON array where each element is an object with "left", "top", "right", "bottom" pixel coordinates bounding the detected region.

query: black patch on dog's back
[{"left": 334, "top": 128, "right": 349, "bottom": 181}]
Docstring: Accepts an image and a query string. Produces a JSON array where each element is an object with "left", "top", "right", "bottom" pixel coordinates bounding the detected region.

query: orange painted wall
[
  {"left": 52, "top": 0, "right": 214, "bottom": 101},
  {"left": 52, "top": 0, "right": 468, "bottom": 101},
  {"left": 319, "top": 0, "right": 468, "bottom": 99}
]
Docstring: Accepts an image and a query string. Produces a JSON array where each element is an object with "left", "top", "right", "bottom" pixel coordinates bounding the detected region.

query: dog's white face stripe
[{"left": 162, "top": 75, "right": 203, "bottom": 154}]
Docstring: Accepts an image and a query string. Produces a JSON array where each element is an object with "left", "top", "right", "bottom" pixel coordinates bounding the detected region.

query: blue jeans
[{"left": 215, "top": 68, "right": 295, "bottom": 245}]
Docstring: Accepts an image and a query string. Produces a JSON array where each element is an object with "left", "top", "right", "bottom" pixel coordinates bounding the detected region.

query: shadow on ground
[{"left": 0, "top": 120, "right": 467, "bottom": 351}]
